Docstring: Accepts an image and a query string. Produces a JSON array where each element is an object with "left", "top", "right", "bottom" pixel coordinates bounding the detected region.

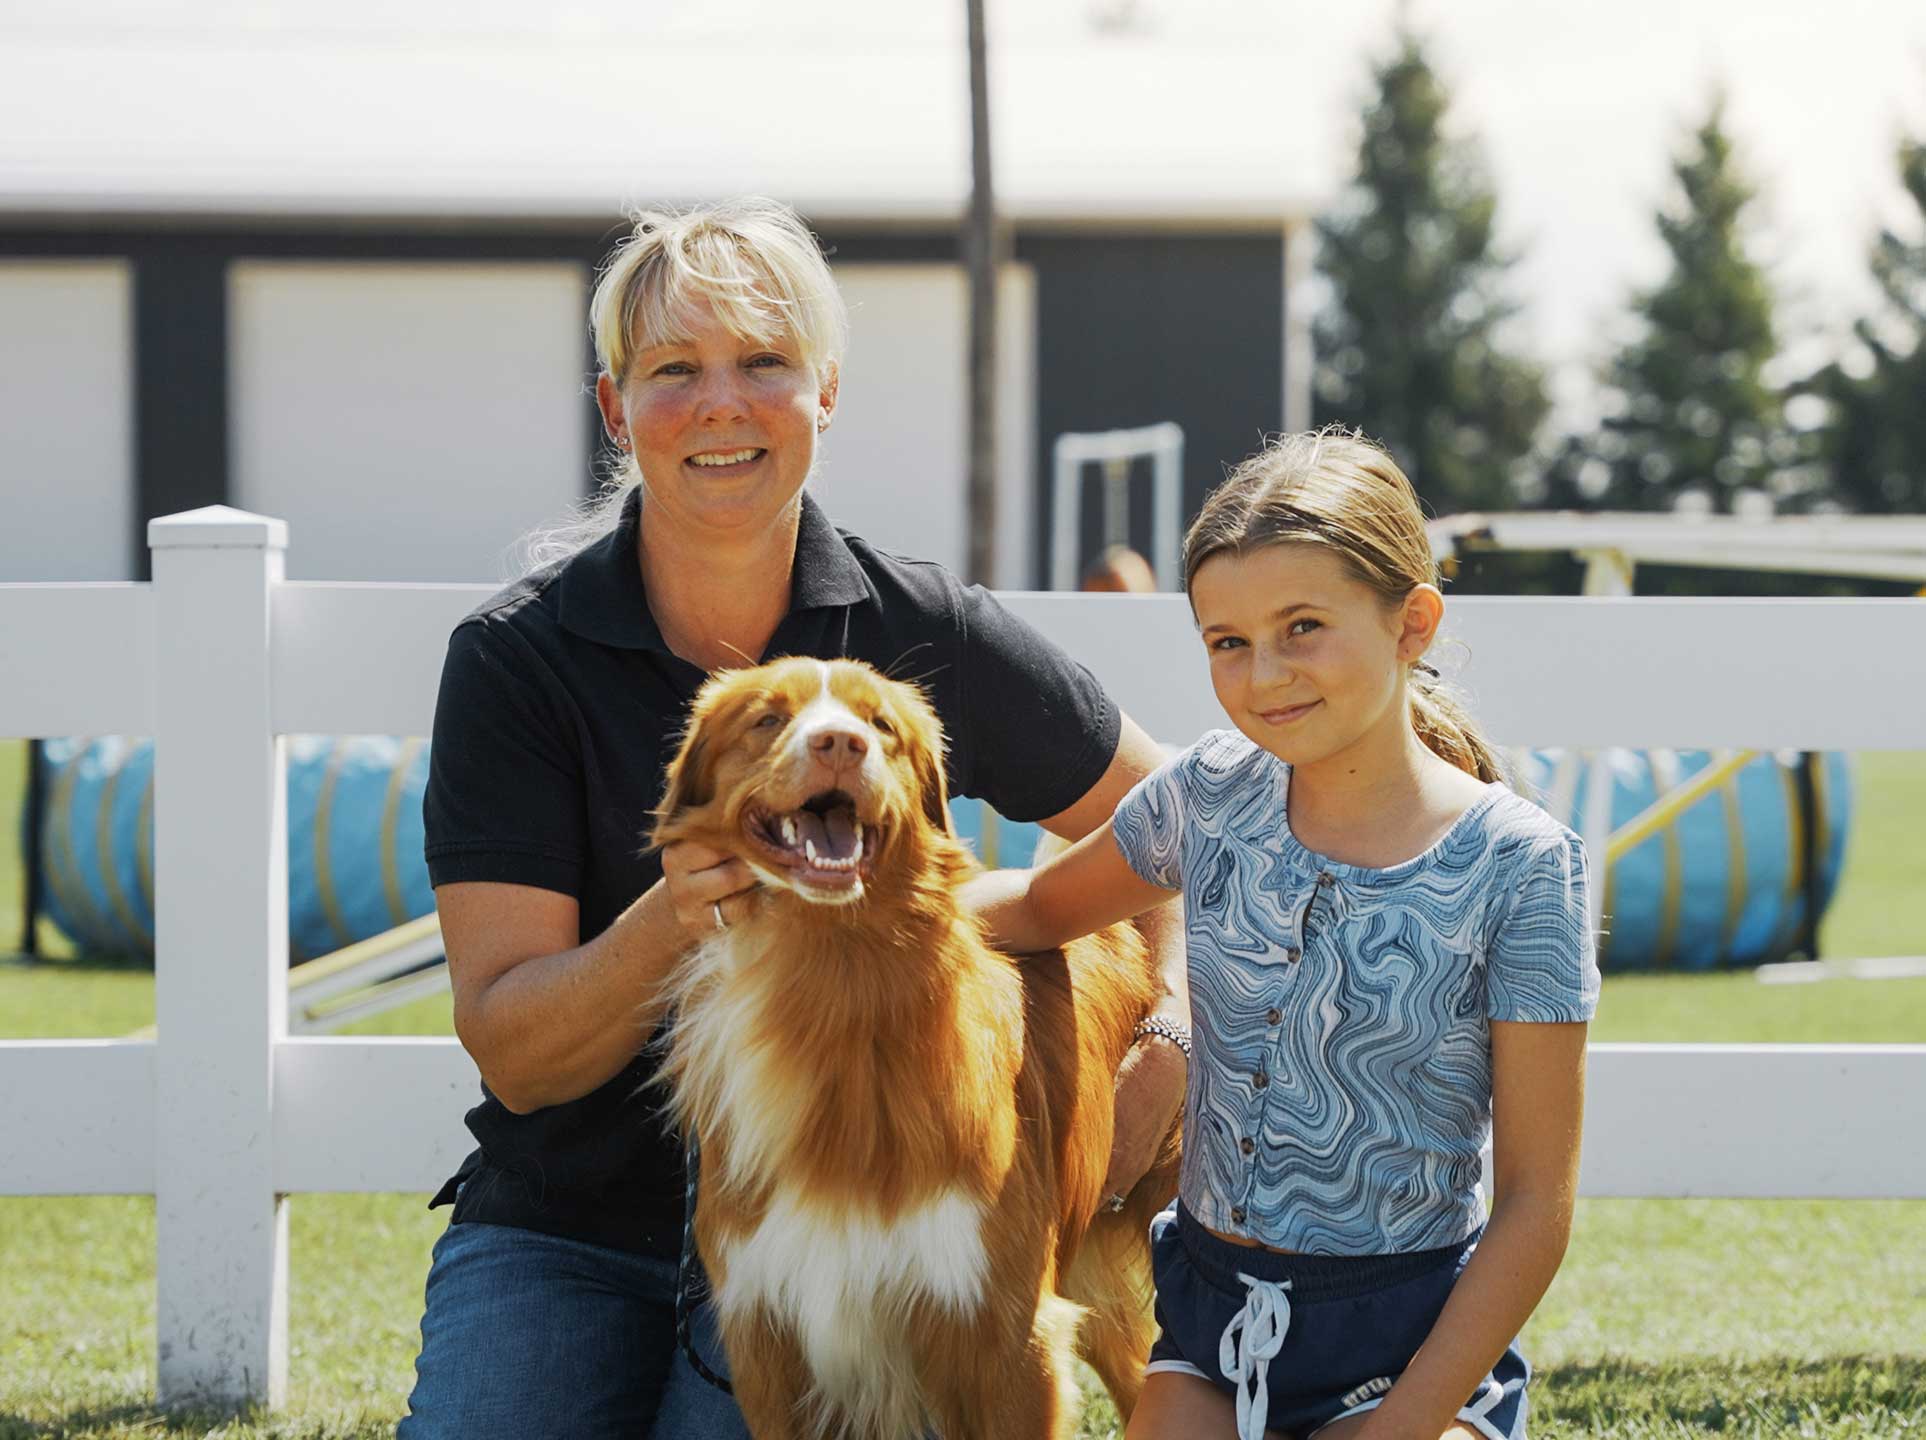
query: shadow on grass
[
  {"left": 0, "top": 951, "right": 152, "bottom": 975},
  {"left": 0, "top": 1400, "right": 390, "bottom": 1439},
  {"left": 1539, "top": 1353, "right": 1925, "bottom": 1434}
]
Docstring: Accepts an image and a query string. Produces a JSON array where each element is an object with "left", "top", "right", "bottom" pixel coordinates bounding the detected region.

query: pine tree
[
  {"left": 1589, "top": 99, "right": 1789, "bottom": 513},
  {"left": 1313, "top": 27, "right": 1548, "bottom": 515},
  {"left": 1799, "top": 136, "right": 1926, "bottom": 513}
]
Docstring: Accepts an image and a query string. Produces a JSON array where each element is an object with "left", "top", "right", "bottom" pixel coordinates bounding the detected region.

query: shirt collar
[{"left": 555, "top": 486, "right": 870, "bottom": 652}]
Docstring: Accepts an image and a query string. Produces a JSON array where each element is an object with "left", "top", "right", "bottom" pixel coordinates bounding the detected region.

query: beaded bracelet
[{"left": 1131, "top": 1016, "right": 1192, "bottom": 1061}]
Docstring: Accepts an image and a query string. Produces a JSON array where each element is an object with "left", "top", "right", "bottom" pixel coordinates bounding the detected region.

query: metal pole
[{"left": 964, "top": 0, "right": 1003, "bottom": 587}]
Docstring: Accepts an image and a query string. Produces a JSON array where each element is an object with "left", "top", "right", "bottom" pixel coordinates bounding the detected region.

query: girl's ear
[{"left": 1397, "top": 584, "right": 1446, "bottom": 664}]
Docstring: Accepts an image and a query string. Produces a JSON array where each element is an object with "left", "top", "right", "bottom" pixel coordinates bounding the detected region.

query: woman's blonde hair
[
  {"left": 1183, "top": 427, "right": 1506, "bottom": 784},
  {"left": 517, "top": 197, "right": 848, "bottom": 573}
]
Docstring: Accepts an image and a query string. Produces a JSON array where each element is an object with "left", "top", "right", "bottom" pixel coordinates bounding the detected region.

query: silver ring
[
  {"left": 1104, "top": 1192, "right": 1127, "bottom": 1213},
  {"left": 712, "top": 902, "right": 727, "bottom": 932}
]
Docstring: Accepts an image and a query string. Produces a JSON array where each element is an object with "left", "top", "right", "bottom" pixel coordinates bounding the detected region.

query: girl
[{"left": 969, "top": 429, "right": 1597, "bottom": 1440}]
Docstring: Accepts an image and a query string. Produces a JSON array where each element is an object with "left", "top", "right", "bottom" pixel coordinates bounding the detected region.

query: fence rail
[{"left": 3, "top": 505, "right": 1924, "bottom": 1408}]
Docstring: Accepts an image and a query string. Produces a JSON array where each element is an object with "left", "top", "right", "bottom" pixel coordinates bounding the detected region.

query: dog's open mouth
[{"left": 744, "top": 789, "right": 876, "bottom": 895}]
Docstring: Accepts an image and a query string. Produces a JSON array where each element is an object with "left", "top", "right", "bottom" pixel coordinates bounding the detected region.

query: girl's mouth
[{"left": 1258, "top": 700, "right": 1320, "bottom": 726}]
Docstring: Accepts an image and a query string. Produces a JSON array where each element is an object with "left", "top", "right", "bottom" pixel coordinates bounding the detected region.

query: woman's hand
[
  {"left": 659, "top": 839, "right": 761, "bottom": 940},
  {"left": 1102, "top": 1030, "right": 1187, "bottom": 1199}
]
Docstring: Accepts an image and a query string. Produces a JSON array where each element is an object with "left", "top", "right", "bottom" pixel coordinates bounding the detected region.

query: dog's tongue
[{"left": 796, "top": 805, "right": 860, "bottom": 863}]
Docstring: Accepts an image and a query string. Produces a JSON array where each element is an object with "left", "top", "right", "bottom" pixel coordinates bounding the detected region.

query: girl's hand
[
  {"left": 1103, "top": 1029, "right": 1187, "bottom": 1199},
  {"left": 659, "top": 839, "right": 760, "bottom": 940}
]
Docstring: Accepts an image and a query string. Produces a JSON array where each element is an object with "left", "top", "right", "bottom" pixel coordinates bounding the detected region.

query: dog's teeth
[
  {"left": 783, "top": 817, "right": 798, "bottom": 847},
  {"left": 804, "top": 838, "right": 820, "bottom": 864}
]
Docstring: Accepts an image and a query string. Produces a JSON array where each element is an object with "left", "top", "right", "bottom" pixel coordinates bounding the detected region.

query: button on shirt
[{"left": 1112, "top": 730, "right": 1600, "bottom": 1256}]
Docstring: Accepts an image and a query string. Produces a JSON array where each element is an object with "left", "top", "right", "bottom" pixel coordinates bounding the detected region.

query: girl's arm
[
  {"left": 962, "top": 819, "right": 1176, "bottom": 955},
  {"left": 1356, "top": 1018, "right": 1587, "bottom": 1440}
]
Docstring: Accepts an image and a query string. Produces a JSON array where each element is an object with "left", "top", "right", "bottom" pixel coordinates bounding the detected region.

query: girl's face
[
  {"left": 596, "top": 295, "right": 837, "bottom": 539},
  {"left": 1190, "top": 542, "right": 1440, "bottom": 772}
]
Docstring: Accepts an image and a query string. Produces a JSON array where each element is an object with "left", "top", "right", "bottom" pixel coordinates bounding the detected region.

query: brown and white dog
[{"left": 651, "top": 655, "right": 1180, "bottom": 1440}]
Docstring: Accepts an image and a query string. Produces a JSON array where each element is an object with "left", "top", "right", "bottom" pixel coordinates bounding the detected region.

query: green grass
[
  {"left": 4, "top": 739, "right": 1925, "bottom": 1435},
  {"left": 1822, "top": 751, "right": 1926, "bottom": 962}
]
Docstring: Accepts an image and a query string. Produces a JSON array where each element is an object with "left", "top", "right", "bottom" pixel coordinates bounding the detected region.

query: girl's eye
[
  {"left": 1288, "top": 618, "right": 1321, "bottom": 638},
  {"left": 1209, "top": 636, "right": 1247, "bottom": 653}
]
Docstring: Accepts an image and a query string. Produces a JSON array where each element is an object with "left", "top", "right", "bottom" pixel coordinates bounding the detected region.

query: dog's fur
[{"left": 651, "top": 656, "right": 1180, "bottom": 1440}]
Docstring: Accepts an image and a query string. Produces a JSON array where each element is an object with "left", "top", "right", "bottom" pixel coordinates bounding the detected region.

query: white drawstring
[{"left": 1219, "top": 1272, "right": 1292, "bottom": 1440}]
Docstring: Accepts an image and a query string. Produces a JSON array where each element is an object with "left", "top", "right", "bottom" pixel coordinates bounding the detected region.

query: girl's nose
[{"left": 1251, "top": 641, "right": 1295, "bottom": 689}]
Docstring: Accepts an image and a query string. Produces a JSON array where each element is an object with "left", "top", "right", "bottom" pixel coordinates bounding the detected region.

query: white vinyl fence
[{"left": 3, "top": 506, "right": 1925, "bottom": 1409}]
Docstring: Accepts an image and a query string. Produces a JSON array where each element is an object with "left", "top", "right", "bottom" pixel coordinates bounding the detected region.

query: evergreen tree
[
  {"left": 1799, "top": 136, "right": 1926, "bottom": 513},
  {"left": 1589, "top": 99, "right": 1789, "bottom": 513},
  {"left": 1313, "top": 28, "right": 1548, "bottom": 514}
]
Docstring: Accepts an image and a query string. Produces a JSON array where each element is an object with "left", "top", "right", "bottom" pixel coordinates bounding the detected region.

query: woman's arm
[
  {"left": 440, "top": 840, "right": 756, "bottom": 1114},
  {"left": 1354, "top": 1019, "right": 1587, "bottom": 1440}
]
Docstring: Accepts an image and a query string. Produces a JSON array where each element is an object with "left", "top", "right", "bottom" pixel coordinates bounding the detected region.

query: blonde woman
[
  {"left": 398, "top": 199, "right": 1189, "bottom": 1438},
  {"left": 973, "top": 431, "right": 1597, "bottom": 1440}
]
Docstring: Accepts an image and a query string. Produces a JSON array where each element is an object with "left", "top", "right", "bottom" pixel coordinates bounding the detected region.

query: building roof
[{"left": 0, "top": 5, "right": 1334, "bottom": 225}]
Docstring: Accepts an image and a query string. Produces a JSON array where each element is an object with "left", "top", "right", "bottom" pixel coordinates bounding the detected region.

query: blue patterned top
[{"left": 1113, "top": 730, "right": 1599, "bottom": 1255}]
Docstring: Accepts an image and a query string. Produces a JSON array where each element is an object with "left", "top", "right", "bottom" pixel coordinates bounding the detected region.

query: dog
[{"left": 650, "top": 655, "right": 1181, "bottom": 1440}]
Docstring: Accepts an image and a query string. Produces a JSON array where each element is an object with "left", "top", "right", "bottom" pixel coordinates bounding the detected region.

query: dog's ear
[
  {"left": 649, "top": 728, "right": 711, "bottom": 850},
  {"left": 905, "top": 709, "right": 954, "bottom": 837}
]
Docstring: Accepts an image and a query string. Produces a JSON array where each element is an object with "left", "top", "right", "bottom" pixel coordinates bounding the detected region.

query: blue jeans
[{"left": 397, "top": 1219, "right": 751, "bottom": 1440}]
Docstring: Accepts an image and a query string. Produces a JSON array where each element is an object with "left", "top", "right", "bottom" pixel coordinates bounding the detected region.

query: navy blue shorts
[{"left": 1146, "top": 1203, "right": 1529, "bottom": 1439}]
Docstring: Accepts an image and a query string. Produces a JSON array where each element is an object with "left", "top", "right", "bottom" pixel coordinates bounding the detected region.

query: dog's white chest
[{"left": 714, "top": 1188, "right": 989, "bottom": 1418}]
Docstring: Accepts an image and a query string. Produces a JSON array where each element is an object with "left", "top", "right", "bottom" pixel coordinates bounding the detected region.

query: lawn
[{"left": 3, "top": 739, "right": 1924, "bottom": 1436}]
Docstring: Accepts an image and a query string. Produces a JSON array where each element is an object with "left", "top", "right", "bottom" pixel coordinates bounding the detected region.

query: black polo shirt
[{"left": 422, "top": 487, "right": 1121, "bottom": 1256}]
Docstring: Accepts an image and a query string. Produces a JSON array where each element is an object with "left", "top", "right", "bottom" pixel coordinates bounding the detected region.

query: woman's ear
[
  {"left": 1397, "top": 584, "right": 1446, "bottom": 664},
  {"left": 816, "top": 361, "right": 840, "bottom": 435},
  {"left": 595, "top": 371, "right": 628, "bottom": 449}
]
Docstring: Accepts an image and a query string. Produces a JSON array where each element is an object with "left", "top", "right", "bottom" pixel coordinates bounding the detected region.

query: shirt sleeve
[
  {"left": 1110, "top": 749, "right": 1193, "bottom": 891},
  {"left": 422, "top": 618, "right": 587, "bottom": 896},
  {"left": 1485, "top": 830, "right": 1600, "bottom": 1023},
  {"left": 953, "top": 583, "right": 1121, "bottom": 823}
]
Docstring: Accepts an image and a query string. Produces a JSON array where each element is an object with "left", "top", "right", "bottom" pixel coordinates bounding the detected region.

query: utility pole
[{"left": 964, "top": 0, "right": 1005, "bottom": 585}]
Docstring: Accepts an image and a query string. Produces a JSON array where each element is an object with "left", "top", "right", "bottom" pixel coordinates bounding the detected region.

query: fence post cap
[{"left": 148, "top": 507, "right": 289, "bottom": 552}]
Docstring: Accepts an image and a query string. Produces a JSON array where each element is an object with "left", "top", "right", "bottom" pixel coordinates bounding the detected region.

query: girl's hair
[
  {"left": 1183, "top": 427, "right": 1507, "bottom": 784},
  {"left": 516, "top": 197, "right": 848, "bottom": 573}
]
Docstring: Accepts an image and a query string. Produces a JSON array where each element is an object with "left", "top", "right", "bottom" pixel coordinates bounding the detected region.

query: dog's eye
[
  {"left": 871, "top": 714, "right": 895, "bottom": 737},
  {"left": 755, "top": 712, "right": 785, "bottom": 730}
]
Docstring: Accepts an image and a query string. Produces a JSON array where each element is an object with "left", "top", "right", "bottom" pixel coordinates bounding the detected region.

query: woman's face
[
  {"left": 1190, "top": 542, "right": 1437, "bottom": 772},
  {"left": 597, "top": 297, "right": 837, "bottom": 539}
]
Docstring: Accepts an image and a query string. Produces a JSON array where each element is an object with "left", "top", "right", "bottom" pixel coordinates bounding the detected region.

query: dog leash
[{"left": 675, "top": 1125, "right": 736, "bottom": 1396}]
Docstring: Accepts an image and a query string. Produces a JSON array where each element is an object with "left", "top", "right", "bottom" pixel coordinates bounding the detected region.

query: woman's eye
[
  {"left": 748, "top": 353, "right": 787, "bottom": 368},
  {"left": 655, "top": 361, "right": 694, "bottom": 377},
  {"left": 1288, "top": 618, "right": 1321, "bottom": 638},
  {"left": 1209, "top": 636, "right": 1247, "bottom": 653}
]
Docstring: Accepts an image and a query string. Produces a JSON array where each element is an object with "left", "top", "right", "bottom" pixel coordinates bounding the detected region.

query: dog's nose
[{"left": 807, "top": 724, "right": 869, "bottom": 771}]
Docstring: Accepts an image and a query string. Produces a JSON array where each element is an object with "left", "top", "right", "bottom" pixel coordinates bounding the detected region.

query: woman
[{"left": 398, "top": 198, "right": 1189, "bottom": 1439}]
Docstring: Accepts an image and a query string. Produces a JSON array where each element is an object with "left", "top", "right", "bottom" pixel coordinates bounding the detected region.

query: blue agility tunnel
[
  {"left": 33, "top": 739, "right": 1848, "bottom": 972},
  {"left": 953, "top": 746, "right": 1853, "bottom": 973},
  {"left": 34, "top": 735, "right": 434, "bottom": 963}
]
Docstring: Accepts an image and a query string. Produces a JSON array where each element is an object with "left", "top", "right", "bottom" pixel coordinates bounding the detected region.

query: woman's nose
[{"left": 693, "top": 367, "right": 750, "bottom": 422}]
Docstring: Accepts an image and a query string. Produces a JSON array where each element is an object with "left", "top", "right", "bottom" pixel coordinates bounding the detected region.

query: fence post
[{"left": 149, "top": 506, "right": 290, "bottom": 1409}]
